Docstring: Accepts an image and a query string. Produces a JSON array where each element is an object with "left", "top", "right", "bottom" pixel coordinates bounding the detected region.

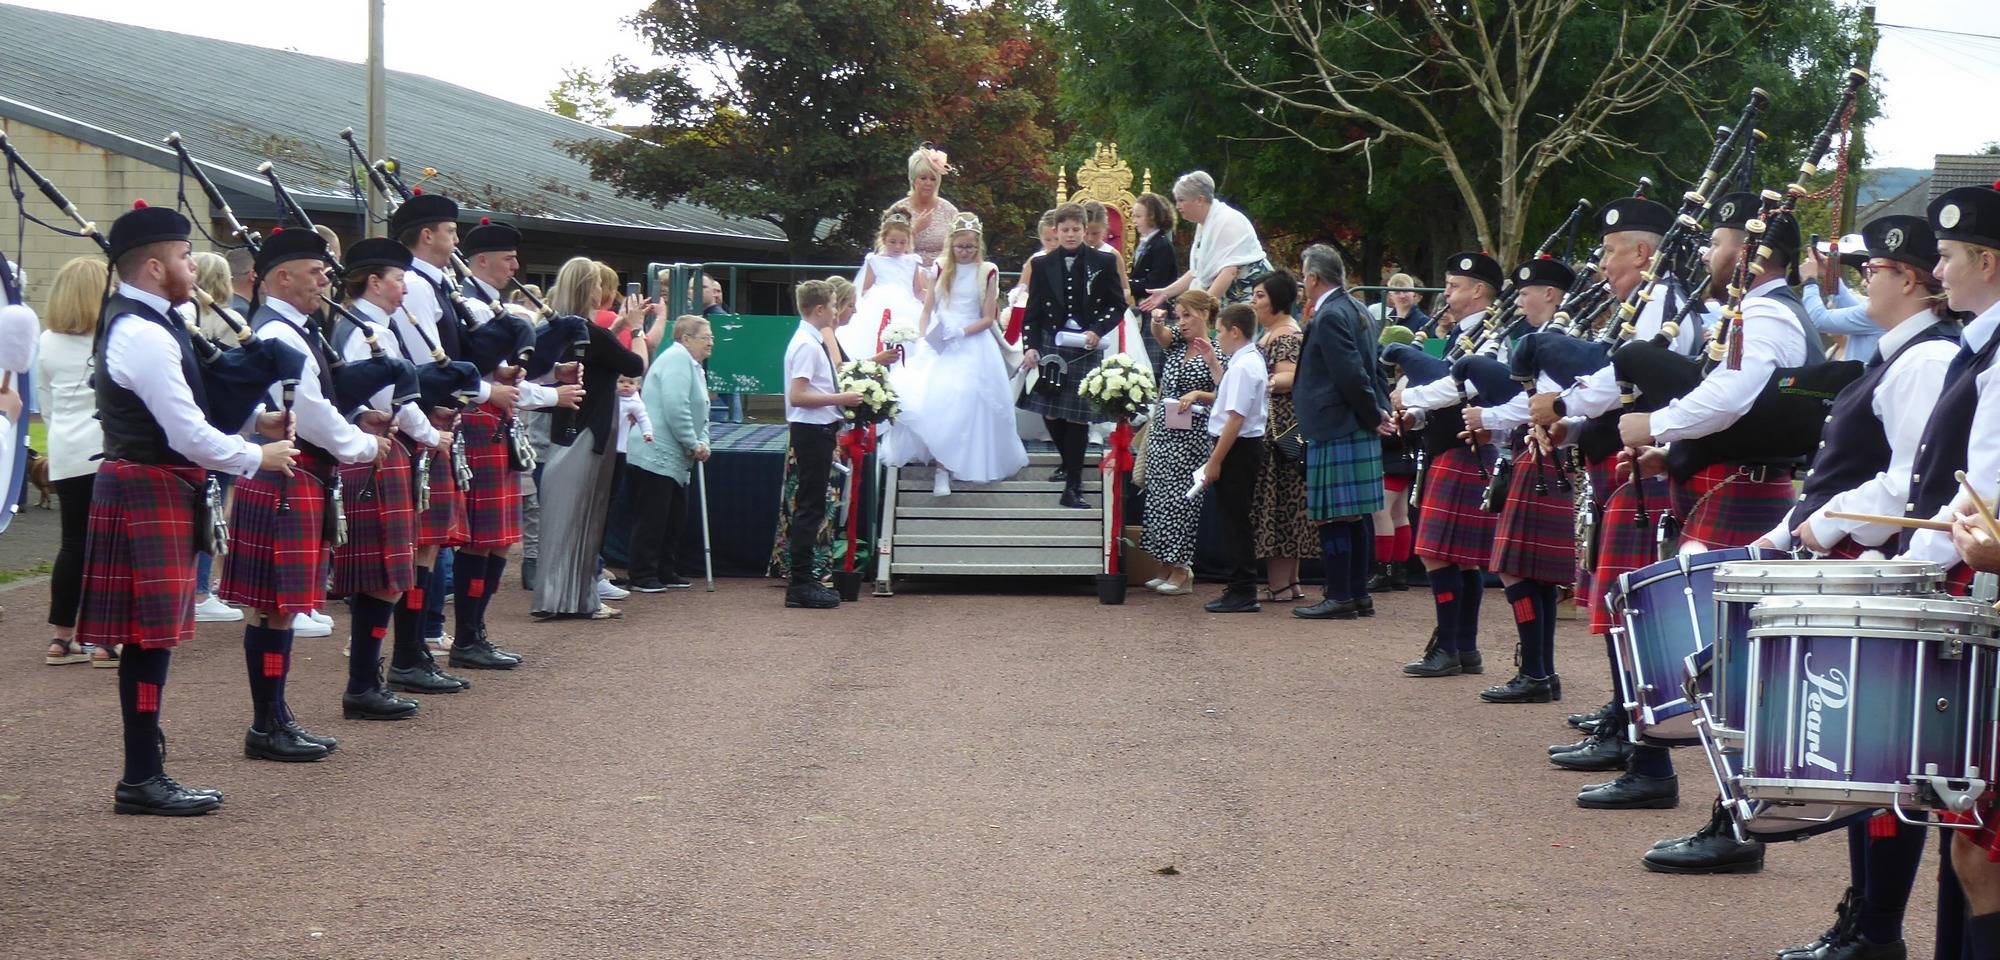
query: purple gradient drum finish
[
  {"left": 1708, "top": 560, "right": 1943, "bottom": 744},
  {"left": 1741, "top": 595, "right": 2000, "bottom": 819},
  {"left": 1616, "top": 547, "right": 1785, "bottom": 746},
  {"left": 1695, "top": 724, "right": 1870, "bottom": 842}
]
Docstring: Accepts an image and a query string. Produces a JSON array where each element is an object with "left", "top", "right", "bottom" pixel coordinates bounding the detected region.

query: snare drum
[
  {"left": 1706, "top": 560, "right": 1943, "bottom": 743},
  {"left": 1693, "top": 715, "right": 1872, "bottom": 842},
  {"left": 1614, "top": 547, "right": 1785, "bottom": 745},
  {"left": 1740, "top": 595, "right": 2000, "bottom": 823}
]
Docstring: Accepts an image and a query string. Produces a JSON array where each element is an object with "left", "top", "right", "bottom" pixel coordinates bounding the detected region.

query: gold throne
[{"left": 1055, "top": 142, "right": 1151, "bottom": 257}]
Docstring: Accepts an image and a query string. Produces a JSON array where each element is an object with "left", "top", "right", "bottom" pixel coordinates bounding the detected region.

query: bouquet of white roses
[
  {"left": 837, "top": 359, "right": 899, "bottom": 426},
  {"left": 1077, "top": 353, "right": 1158, "bottom": 420},
  {"left": 880, "top": 321, "right": 920, "bottom": 348}
]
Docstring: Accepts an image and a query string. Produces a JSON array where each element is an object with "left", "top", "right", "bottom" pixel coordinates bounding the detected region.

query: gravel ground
[{"left": 0, "top": 568, "right": 1941, "bottom": 959}]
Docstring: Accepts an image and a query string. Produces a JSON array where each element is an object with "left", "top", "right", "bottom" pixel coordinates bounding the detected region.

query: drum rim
[
  {"left": 1737, "top": 776, "right": 1916, "bottom": 803},
  {"left": 1747, "top": 594, "right": 2000, "bottom": 633},
  {"left": 1714, "top": 558, "right": 1946, "bottom": 585},
  {"left": 1624, "top": 546, "right": 1787, "bottom": 591}
]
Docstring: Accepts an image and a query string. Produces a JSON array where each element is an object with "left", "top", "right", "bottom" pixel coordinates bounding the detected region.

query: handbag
[{"left": 1270, "top": 423, "right": 1305, "bottom": 469}]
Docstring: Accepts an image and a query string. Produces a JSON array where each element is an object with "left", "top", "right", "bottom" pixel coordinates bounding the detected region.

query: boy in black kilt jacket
[
  {"left": 1018, "top": 203, "right": 1127, "bottom": 509},
  {"left": 80, "top": 203, "right": 298, "bottom": 814}
]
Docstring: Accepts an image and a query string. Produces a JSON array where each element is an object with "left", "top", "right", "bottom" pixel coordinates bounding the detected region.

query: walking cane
[{"left": 697, "top": 459, "right": 715, "bottom": 592}]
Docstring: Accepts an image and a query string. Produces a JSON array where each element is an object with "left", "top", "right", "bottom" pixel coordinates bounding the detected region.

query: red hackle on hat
[
  {"left": 132, "top": 199, "right": 148, "bottom": 209},
  {"left": 480, "top": 217, "right": 491, "bottom": 225},
  {"left": 412, "top": 188, "right": 424, "bottom": 196},
  {"left": 271, "top": 226, "right": 283, "bottom": 234}
]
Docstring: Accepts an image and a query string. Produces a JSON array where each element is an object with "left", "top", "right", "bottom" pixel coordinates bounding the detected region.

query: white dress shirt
[
  {"left": 1761, "top": 312, "right": 1957, "bottom": 550},
  {"left": 401, "top": 257, "right": 490, "bottom": 404},
  {"left": 1650, "top": 278, "right": 1809, "bottom": 442},
  {"left": 344, "top": 298, "right": 438, "bottom": 447},
  {"left": 1400, "top": 310, "right": 1487, "bottom": 412},
  {"left": 464, "top": 275, "right": 558, "bottom": 410},
  {"left": 784, "top": 320, "right": 840, "bottom": 425},
  {"left": 34, "top": 330, "right": 102, "bottom": 482},
  {"left": 1209, "top": 340, "right": 1269, "bottom": 438},
  {"left": 254, "top": 299, "right": 378, "bottom": 464},
  {"left": 1901, "top": 301, "right": 2000, "bottom": 567},
  {"left": 1559, "top": 282, "right": 1706, "bottom": 417},
  {"left": 1479, "top": 371, "right": 1562, "bottom": 436},
  {"left": 104, "top": 283, "right": 263, "bottom": 477}
]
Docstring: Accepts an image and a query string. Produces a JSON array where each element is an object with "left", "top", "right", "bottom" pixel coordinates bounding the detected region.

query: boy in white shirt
[
  {"left": 783, "top": 280, "right": 863, "bottom": 609},
  {"left": 1200, "top": 303, "right": 1268, "bottom": 613}
]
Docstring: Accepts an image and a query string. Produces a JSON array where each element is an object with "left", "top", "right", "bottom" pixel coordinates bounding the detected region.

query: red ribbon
[
  {"left": 839, "top": 424, "right": 877, "bottom": 573},
  {"left": 1099, "top": 420, "right": 1135, "bottom": 574}
]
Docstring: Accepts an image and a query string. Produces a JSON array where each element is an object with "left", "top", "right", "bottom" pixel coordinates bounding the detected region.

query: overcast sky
[{"left": 6, "top": 0, "right": 1993, "bottom": 170}]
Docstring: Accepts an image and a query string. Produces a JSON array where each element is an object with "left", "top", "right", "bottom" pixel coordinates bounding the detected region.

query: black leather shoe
[
  {"left": 1569, "top": 701, "right": 1617, "bottom": 730},
  {"left": 1643, "top": 804, "right": 1765, "bottom": 874},
  {"left": 114, "top": 774, "right": 224, "bottom": 816},
  {"left": 1059, "top": 489, "right": 1092, "bottom": 509},
  {"left": 1549, "top": 730, "right": 1632, "bottom": 771},
  {"left": 471, "top": 626, "right": 523, "bottom": 665},
  {"left": 1355, "top": 596, "right": 1375, "bottom": 617},
  {"left": 786, "top": 584, "right": 841, "bottom": 609},
  {"left": 389, "top": 662, "right": 468, "bottom": 694},
  {"left": 1548, "top": 673, "right": 1564, "bottom": 701},
  {"left": 1576, "top": 771, "right": 1678, "bottom": 809},
  {"left": 1293, "top": 597, "right": 1358, "bottom": 620},
  {"left": 1047, "top": 468, "right": 1070, "bottom": 484},
  {"left": 1204, "top": 593, "right": 1261, "bottom": 614},
  {"left": 1365, "top": 563, "right": 1408, "bottom": 593},
  {"left": 1458, "top": 649, "right": 1484, "bottom": 675},
  {"left": 1811, "top": 935, "right": 1907, "bottom": 960},
  {"left": 1779, "top": 887, "right": 1860, "bottom": 960},
  {"left": 1549, "top": 736, "right": 1593, "bottom": 756},
  {"left": 244, "top": 724, "right": 332, "bottom": 762},
  {"left": 450, "top": 639, "right": 520, "bottom": 671},
  {"left": 282, "top": 720, "right": 338, "bottom": 753},
  {"left": 342, "top": 687, "right": 421, "bottom": 721},
  {"left": 1403, "top": 645, "right": 1462, "bottom": 678},
  {"left": 1481, "top": 673, "right": 1555, "bottom": 704}
]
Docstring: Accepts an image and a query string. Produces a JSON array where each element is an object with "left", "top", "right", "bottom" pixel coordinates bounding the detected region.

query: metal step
[
  {"left": 895, "top": 505, "right": 1101, "bottom": 521},
  {"left": 890, "top": 561, "right": 1104, "bottom": 576},
  {"left": 892, "top": 533, "right": 1100, "bottom": 547},
  {"left": 893, "top": 517, "right": 1101, "bottom": 538},
  {"left": 896, "top": 476, "right": 1097, "bottom": 494},
  {"left": 892, "top": 545, "right": 1103, "bottom": 567},
  {"left": 892, "top": 490, "right": 1099, "bottom": 510}
]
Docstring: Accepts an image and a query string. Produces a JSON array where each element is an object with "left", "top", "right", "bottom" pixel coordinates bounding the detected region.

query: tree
[{"left": 547, "top": 67, "right": 616, "bottom": 126}]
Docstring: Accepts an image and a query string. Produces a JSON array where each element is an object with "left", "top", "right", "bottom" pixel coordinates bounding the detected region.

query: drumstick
[
  {"left": 1824, "top": 511, "right": 1955, "bottom": 532},
  {"left": 1955, "top": 470, "right": 2000, "bottom": 543}
]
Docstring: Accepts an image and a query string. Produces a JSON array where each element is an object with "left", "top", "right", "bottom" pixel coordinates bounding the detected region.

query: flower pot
[
  {"left": 1094, "top": 572, "right": 1127, "bottom": 605},
  {"left": 832, "top": 570, "right": 864, "bottom": 603}
]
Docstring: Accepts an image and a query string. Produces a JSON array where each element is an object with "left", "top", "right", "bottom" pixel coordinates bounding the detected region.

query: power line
[{"left": 1878, "top": 21, "right": 2000, "bottom": 43}]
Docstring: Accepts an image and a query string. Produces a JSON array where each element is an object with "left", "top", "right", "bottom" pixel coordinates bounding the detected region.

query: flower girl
[
  {"left": 903, "top": 213, "right": 1028, "bottom": 495},
  {"left": 850, "top": 211, "right": 938, "bottom": 465}
]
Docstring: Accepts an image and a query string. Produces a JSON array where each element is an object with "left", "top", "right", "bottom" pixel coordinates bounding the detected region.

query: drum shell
[{"left": 1616, "top": 547, "right": 1785, "bottom": 746}]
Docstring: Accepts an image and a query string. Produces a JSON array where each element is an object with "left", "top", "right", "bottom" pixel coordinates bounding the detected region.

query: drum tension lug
[{"left": 1942, "top": 638, "right": 1965, "bottom": 660}]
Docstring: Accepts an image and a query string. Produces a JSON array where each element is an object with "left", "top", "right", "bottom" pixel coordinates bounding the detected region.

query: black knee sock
[
  {"left": 477, "top": 556, "right": 506, "bottom": 631},
  {"left": 347, "top": 594, "right": 396, "bottom": 694},
  {"left": 1429, "top": 573, "right": 1461, "bottom": 652},
  {"left": 452, "top": 553, "right": 489, "bottom": 645},
  {"left": 391, "top": 568, "right": 429, "bottom": 669},
  {"left": 1504, "top": 581, "right": 1543, "bottom": 677},
  {"left": 1345, "top": 521, "right": 1373, "bottom": 601},
  {"left": 1535, "top": 583, "right": 1561, "bottom": 677},
  {"left": 1457, "top": 568, "right": 1485, "bottom": 654},
  {"left": 1320, "top": 523, "right": 1356, "bottom": 602},
  {"left": 243, "top": 623, "right": 291, "bottom": 731},
  {"left": 1856, "top": 821, "right": 1929, "bottom": 944},
  {"left": 118, "top": 646, "right": 172, "bottom": 784}
]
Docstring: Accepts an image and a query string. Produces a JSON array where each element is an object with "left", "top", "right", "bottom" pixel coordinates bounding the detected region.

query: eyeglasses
[
  {"left": 1860, "top": 260, "right": 1901, "bottom": 282},
  {"left": 689, "top": 334, "right": 715, "bottom": 342}
]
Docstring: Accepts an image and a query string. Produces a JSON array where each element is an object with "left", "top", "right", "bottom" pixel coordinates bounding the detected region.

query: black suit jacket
[
  {"left": 1022, "top": 246, "right": 1126, "bottom": 353},
  {"left": 1128, "top": 232, "right": 1179, "bottom": 305},
  {"left": 1293, "top": 287, "right": 1385, "bottom": 442},
  {"left": 550, "top": 321, "right": 645, "bottom": 454}
]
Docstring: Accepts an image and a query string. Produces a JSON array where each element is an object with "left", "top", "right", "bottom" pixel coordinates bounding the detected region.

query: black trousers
[
  {"left": 1216, "top": 436, "right": 1264, "bottom": 596},
  {"left": 787, "top": 423, "right": 840, "bottom": 586},
  {"left": 1044, "top": 418, "right": 1089, "bottom": 486},
  {"left": 49, "top": 473, "right": 96, "bottom": 628},
  {"left": 625, "top": 464, "right": 688, "bottom": 583}
]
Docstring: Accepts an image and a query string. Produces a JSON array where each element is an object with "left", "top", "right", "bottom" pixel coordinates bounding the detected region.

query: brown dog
[{"left": 26, "top": 447, "right": 51, "bottom": 508}]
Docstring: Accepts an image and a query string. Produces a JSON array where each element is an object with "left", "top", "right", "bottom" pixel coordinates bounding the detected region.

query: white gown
[
  {"left": 905, "top": 264, "right": 1029, "bottom": 483},
  {"left": 842, "top": 252, "right": 926, "bottom": 362}
]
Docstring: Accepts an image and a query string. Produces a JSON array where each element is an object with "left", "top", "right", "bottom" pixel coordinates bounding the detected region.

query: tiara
[
  {"left": 881, "top": 211, "right": 912, "bottom": 228},
  {"left": 949, "top": 212, "right": 983, "bottom": 235}
]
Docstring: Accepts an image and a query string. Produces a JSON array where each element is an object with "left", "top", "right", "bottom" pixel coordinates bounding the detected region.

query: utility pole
[
  {"left": 365, "top": 0, "right": 387, "bottom": 237},
  {"left": 1843, "top": 4, "right": 1878, "bottom": 232}
]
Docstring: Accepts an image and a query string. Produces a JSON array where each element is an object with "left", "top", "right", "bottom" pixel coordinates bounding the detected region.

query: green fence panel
[{"left": 702, "top": 313, "right": 798, "bottom": 397}]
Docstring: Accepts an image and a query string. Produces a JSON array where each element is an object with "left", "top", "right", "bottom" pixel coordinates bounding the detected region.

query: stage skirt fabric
[{"left": 218, "top": 464, "right": 328, "bottom": 617}]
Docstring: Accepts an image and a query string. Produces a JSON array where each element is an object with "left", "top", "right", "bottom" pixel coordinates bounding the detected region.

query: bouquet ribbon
[{"left": 840, "top": 424, "right": 877, "bottom": 461}]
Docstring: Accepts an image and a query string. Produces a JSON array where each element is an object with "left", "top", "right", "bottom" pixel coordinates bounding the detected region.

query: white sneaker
[
  {"left": 597, "top": 577, "right": 630, "bottom": 600},
  {"left": 932, "top": 468, "right": 952, "bottom": 498},
  {"left": 194, "top": 595, "right": 244, "bottom": 623},
  {"left": 307, "top": 609, "right": 333, "bottom": 627},
  {"left": 425, "top": 634, "right": 449, "bottom": 653},
  {"left": 290, "top": 612, "right": 333, "bottom": 638}
]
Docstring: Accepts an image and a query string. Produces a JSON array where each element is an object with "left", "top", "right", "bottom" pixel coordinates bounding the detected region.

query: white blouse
[{"left": 33, "top": 330, "right": 102, "bottom": 482}]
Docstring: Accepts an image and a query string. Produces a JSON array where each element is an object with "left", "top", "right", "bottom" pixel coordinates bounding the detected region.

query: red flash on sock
[
  {"left": 467, "top": 579, "right": 486, "bottom": 599},
  {"left": 262, "top": 652, "right": 287, "bottom": 678},
  {"left": 370, "top": 626, "right": 387, "bottom": 640},
  {"left": 1512, "top": 596, "right": 1538, "bottom": 625},
  {"left": 1868, "top": 811, "right": 1899, "bottom": 840},
  {"left": 406, "top": 588, "right": 424, "bottom": 609},
  {"left": 1435, "top": 592, "right": 1455, "bottom": 606},
  {"left": 136, "top": 681, "right": 161, "bottom": 713}
]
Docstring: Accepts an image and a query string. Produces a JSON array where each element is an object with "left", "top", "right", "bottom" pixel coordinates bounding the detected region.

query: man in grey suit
[{"left": 1291, "top": 244, "right": 1392, "bottom": 619}]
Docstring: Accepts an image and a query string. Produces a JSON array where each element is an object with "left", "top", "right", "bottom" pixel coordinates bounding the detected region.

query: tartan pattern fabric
[
  {"left": 1017, "top": 345, "right": 1110, "bottom": 423},
  {"left": 414, "top": 444, "right": 468, "bottom": 548},
  {"left": 76, "top": 460, "right": 206, "bottom": 652},
  {"left": 1678, "top": 464, "right": 1797, "bottom": 550},
  {"left": 218, "top": 467, "right": 328, "bottom": 617},
  {"left": 1945, "top": 563, "right": 1975, "bottom": 597},
  {"left": 1587, "top": 475, "right": 1685, "bottom": 635},
  {"left": 1414, "top": 444, "right": 1498, "bottom": 567},
  {"left": 459, "top": 405, "right": 521, "bottom": 549},
  {"left": 1493, "top": 452, "right": 1576, "bottom": 584},
  {"left": 331, "top": 442, "right": 416, "bottom": 596},
  {"left": 135, "top": 681, "right": 161, "bottom": 713},
  {"left": 1305, "top": 429, "right": 1385, "bottom": 522},
  {"left": 706, "top": 422, "right": 791, "bottom": 453}
]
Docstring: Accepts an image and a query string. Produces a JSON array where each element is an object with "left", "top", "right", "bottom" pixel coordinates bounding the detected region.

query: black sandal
[
  {"left": 1259, "top": 582, "right": 1303, "bottom": 603},
  {"left": 46, "top": 639, "right": 90, "bottom": 666}
]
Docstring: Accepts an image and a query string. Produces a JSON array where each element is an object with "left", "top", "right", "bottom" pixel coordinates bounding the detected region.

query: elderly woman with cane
[{"left": 625, "top": 315, "right": 714, "bottom": 592}]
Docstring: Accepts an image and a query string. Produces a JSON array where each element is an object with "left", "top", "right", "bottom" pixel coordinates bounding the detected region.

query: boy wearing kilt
[
  {"left": 1461, "top": 257, "right": 1576, "bottom": 704},
  {"left": 1289, "top": 244, "right": 1389, "bottom": 620},
  {"left": 224, "top": 228, "right": 402, "bottom": 760},
  {"left": 335, "top": 236, "right": 474, "bottom": 702},
  {"left": 391, "top": 195, "right": 525, "bottom": 671},
  {"left": 83, "top": 203, "right": 298, "bottom": 814},
  {"left": 1391, "top": 252, "right": 1504, "bottom": 677},
  {"left": 1018, "top": 202, "right": 1127, "bottom": 510}
]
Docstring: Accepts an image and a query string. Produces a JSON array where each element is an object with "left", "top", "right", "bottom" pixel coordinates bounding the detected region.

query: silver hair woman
[
  {"left": 1139, "top": 171, "right": 1273, "bottom": 311},
  {"left": 886, "top": 143, "right": 962, "bottom": 263}
]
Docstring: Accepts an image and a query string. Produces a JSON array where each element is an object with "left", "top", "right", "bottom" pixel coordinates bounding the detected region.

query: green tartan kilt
[{"left": 1305, "top": 430, "right": 1385, "bottom": 522}]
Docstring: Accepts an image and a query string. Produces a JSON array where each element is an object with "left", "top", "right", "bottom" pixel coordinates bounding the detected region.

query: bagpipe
[
  {"left": 0, "top": 239, "right": 30, "bottom": 535},
  {"left": 1508, "top": 178, "right": 1666, "bottom": 397},
  {"left": 1448, "top": 196, "right": 1597, "bottom": 362}
]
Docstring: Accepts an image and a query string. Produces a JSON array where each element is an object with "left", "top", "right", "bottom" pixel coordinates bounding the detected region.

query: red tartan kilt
[
  {"left": 458, "top": 405, "right": 521, "bottom": 549},
  {"left": 218, "top": 468, "right": 328, "bottom": 617},
  {"left": 1493, "top": 458, "right": 1576, "bottom": 584},
  {"left": 415, "top": 444, "right": 468, "bottom": 548},
  {"left": 1573, "top": 455, "right": 1623, "bottom": 606},
  {"left": 1587, "top": 475, "right": 1684, "bottom": 634},
  {"left": 331, "top": 443, "right": 416, "bottom": 596},
  {"left": 76, "top": 461, "right": 207, "bottom": 651},
  {"left": 1414, "top": 445, "right": 1498, "bottom": 568},
  {"left": 1677, "top": 464, "right": 1798, "bottom": 550}
]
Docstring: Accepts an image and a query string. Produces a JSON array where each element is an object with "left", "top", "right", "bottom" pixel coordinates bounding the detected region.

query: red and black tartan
[
  {"left": 1573, "top": 455, "right": 1622, "bottom": 608},
  {"left": 76, "top": 460, "right": 206, "bottom": 651},
  {"left": 1493, "top": 450, "right": 1576, "bottom": 584},
  {"left": 1587, "top": 474, "right": 1688, "bottom": 635},
  {"left": 413, "top": 442, "right": 468, "bottom": 548},
  {"left": 331, "top": 442, "right": 416, "bottom": 596},
  {"left": 1945, "top": 563, "right": 1976, "bottom": 597},
  {"left": 458, "top": 403, "right": 521, "bottom": 549},
  {"left": 219, "top": 457, "right": 328, "bottom": 617},
  {"left": 1677, "top": 464, "right": 1797, "bottom": 550},
  {"left": 1414, "top": 444, "right": 1499, "bottom": 568}
]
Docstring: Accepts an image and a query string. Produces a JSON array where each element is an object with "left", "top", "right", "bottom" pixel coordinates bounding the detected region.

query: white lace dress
[{"left": 905, "top": 264, "right": 1028, "bottom": 483}]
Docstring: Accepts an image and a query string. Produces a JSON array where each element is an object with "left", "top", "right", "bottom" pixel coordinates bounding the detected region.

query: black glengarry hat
[
  {"left": 106, "top": 200, "right": 191, "bottom": 262},
  {"left": 343, "top": 237, "right": 413, "bottom": 273},
  {"left": 1859, "top": 215, "right": 1939, "bottom": 272},
  {"left": 1510, "top": 256, "right": 1576, "bottom": 291},
  {"left": 1712, "top": 192, "right": 1761, "bottom": 232},
  {"left": 1931, "top": 185, "right": 2000, "bottom": 250},
  {"left": 1600, "top": 197, "right": 1673, "bottom": 236},
  {"left": 459, "top": 217, "right": 521, "bottom": 257},
  {"left": 253, "top": 225, "right": 330, "bottom": 275},
  {"left": 389, "top": 191, "right": 458, "bottom": 239},
  {"left": 1445, "top": 251, "right": 1503, "bottom": 293}
]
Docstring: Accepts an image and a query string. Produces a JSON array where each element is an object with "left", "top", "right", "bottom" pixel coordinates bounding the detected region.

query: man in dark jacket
[
  {"left": 1291, "top": 243, "right": 1391, "bottom": 619},
  {"left": 1018, "top": 202, "right": 1128, "bottom": 508}
]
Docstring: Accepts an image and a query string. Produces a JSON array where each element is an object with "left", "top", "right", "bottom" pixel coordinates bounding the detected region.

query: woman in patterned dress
[
  {"left": 1140, "top": 289, "right": 1223, "bottom": 595},
  {"left": 1250, "top": 272, "right": 1312, "bottom": 601},
  {"left": 886, "top": 144, "right": 962, "bottom": 266}
]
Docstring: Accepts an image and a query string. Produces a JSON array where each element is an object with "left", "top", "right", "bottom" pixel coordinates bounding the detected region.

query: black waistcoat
[
  {"left": 95, "top": 293, "right": 207, "bottom": 466},
  {"left": 251, "top": 305, "right": 338, "bottom": 462},
  {"left": 1786, "top": 319, "right": 1956, "bottom": 531},
  {"left": 1902, "top": 325, "right": 2000, "bottom": 551}
]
